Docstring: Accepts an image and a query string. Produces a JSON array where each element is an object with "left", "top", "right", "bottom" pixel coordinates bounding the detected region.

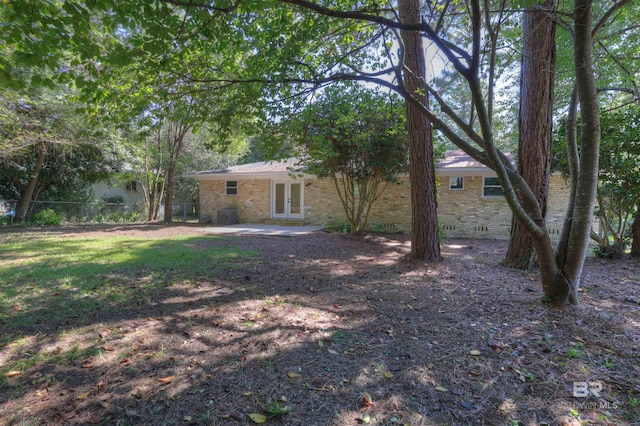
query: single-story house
[{"left": 184, "top": 150, "right": 570, "bottom": 240}]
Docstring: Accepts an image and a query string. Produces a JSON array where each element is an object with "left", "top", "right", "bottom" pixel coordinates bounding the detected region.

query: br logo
[{"left": 573, "top": 381, "right": 602, "bottom": 398}]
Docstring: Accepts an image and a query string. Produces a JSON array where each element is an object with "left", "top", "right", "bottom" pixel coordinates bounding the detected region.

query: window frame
[
  {"left": 482, "top": 177, "right": 504, "bottom": 198},
  {"left": 126, "top": 181, "right": 137, "bottom": 193},
  {"left": 225, "top": 180, "right": 238, "bottom": 196},
  {"left": 449, "top": 176, "right": 464, "bottom": 190}
]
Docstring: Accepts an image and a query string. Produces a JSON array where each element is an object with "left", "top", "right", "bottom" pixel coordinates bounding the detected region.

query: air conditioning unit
[{"left": 217, "top": 209, "right": 238, "bottom": 225}]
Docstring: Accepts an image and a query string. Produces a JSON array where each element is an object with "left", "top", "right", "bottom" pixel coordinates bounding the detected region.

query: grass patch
[{"left": 0, "top": 233, "right": 257, "bottom": 339}]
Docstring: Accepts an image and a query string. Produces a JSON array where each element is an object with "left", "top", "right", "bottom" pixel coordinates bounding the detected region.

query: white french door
[{"left": 271, "top": 180, "right": 303, "bottom": 219}]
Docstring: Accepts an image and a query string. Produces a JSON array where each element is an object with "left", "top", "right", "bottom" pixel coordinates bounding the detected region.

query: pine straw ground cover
[{"left": 0, "top": 224, "right": 638, "bottom": 426}]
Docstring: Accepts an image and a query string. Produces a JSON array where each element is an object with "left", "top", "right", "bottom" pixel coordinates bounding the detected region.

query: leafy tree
[
  {"left": 554, "top": 105, "right": 640, "bottom": 257},
  {"left": 0, "top": 142, "right": 112, "bottom": 202},
  {"left": 291, "top": 84, "right": 408, "bottom": 233},
  {"left": 596, "top": 107, "right": 640, "bottom": 256},
  {"left": 0, "top": 86, "right": 114, "bottom": 219},
  {"left": 174, "top": 126, "right": 251, "bottom": 205}
]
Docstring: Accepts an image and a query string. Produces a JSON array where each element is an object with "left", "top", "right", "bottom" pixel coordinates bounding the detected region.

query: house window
[
  {"left": 126, "top": 181, "right": 137, "bottom": 193},
  {"left": 483, "top": 177, "right": 504, "bottom": 197},
  {"left": 226, "top": 180, "right": 238, "bottom": 195},
  {"left": 449, "top": 177, "right": 464, "bottom": 190}
]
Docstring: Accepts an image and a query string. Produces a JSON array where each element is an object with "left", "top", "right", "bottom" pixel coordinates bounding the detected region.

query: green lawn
[{"left": 0, "top": 232, "right": 256, "bottom": 341}]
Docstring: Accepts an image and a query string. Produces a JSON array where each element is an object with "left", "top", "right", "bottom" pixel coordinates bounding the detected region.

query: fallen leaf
[
  {"left": 158, "top": 376, "right": 174, "bottom": 384},
  {"left": 435, "top": 386, "right": 449, "bottom": 392},
  {"left": 287, "top": 372, "right": 301, "bottom": 378},
  {"left": 362, "top": 412, "right": 371, "bottom": 423},
  {"left": 102, "top": 345, "right": 116, "bottom": 351},
  {"left": 361, "top": 392, "right": 375, "bottom": 410},
  {"left": 248, "top": 413, "right": 267, "bottom": 423},
  {"left": 81, "top": 362, "right": 94, "bottom": 369},
  {"left": 243, "top": 391, "right": 252, "bottom": 396},
  {"left": 384, "top": 371, "right": 393, "bottom": 379},
  {"left": 88, "top": 415, "right": 102, "bottom": 424},
  {"left": 3, "top": 370, "right": 21, "bottom": 378},
  {"left": 470, "top": 350, "right": 481, "bottom": 356},
  {"left": 318, "top": 340, "right": 324, "bottom": 347},
  {"left": 97, "top": 381, "right": 106, "bottom": 391},
  {"left": 76, "top": 391, "right": 90, "bottom": 400},
  {"left": 574, "top": 336, "right": 586, "bottom": 343},
  {"left": 327, "top": 349, "right": 339, "bottom": 355},
  {"left": 183, "top": 416, "right": 192, "bottom": 421}
]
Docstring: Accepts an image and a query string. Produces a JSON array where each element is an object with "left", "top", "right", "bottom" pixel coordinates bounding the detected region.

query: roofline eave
[{"left": 183, "top": 172, "right": 314, "bottom": 180}]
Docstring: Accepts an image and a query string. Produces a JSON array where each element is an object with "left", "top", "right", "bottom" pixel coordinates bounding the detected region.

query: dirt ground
[{"left": 1, "top": 224, "right": 639, "bottom": 425}]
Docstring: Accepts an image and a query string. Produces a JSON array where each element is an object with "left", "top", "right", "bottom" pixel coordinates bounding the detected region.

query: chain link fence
[{"left": 1, "top": 200, "right": 199, "bottom": 224}]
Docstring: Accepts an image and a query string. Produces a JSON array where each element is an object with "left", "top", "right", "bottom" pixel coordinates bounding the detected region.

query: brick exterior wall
[
  {"left": 435, "top": 174, "right": 569, "bottom": 240},
  {"left": 198, "top": 174, "right": 570, "bottom": 240},
  {"left": 199, "top": 179, "right": 271, "bottom": 224}
]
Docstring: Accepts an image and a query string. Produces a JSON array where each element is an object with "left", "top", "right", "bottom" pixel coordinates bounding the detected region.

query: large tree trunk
[
  {"left": 532, "top": 229, "right": 571, "bottom": 302},
  {"left": 163, "top": 123, "right": 189, "bottom": 224},
  {"left": 555, "top": 0, "right": 600, "bottom": 303},
  {"left": 631, "top": 207, "right": 640, "bottom": 257},
  {"left": 399, "top": 0, "right": 442, "bottom": 262},
  {"left": 14, "top": 142, "right": 46, "bottom": 221},
  {"left": 504, "top": 0, "right": 556, "bottom": 269},
  {"left": 502, "top": 0, "right": 597, "bottom": 305},
  {"left": 163, "top": 163, "right": 176, "bottom": 223}
]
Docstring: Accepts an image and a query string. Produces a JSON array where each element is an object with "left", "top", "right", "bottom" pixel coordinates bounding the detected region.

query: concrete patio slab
[{"left": 199, "top": 224, "right": 325, "bottom": 237}]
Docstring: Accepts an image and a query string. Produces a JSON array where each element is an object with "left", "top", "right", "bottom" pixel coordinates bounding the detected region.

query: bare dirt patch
[{"left": 1, "top": 224, "right": 639, "bottom": 425}]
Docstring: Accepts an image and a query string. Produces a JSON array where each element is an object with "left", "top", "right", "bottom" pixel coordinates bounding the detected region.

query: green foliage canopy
[
  {"left": 294, "top": 84, "right": 408, "bottom": 180},
  {"left": 553, "top": 104, "right": 640, "bottom": 252}
]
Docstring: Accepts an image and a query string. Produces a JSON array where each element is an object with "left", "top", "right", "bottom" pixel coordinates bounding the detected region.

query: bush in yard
[
  {"left": 290, "top": 83, "right": 409, "bottom": 234},
  {"left": 32, "top": 208, "right": 62, "bottom": 226}
]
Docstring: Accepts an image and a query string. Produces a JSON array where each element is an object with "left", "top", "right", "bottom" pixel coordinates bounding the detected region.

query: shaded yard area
[{"left": 0, "top": 224, "right": 639, "bottom": 425}]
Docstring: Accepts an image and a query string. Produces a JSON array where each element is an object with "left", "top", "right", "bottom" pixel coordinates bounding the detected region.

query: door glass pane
[
  {"left": 275, "top": 183, "right": 285, "bottom": 214},
  {"left": 290, "top": 182, "right": 301, "bottom": 215}
]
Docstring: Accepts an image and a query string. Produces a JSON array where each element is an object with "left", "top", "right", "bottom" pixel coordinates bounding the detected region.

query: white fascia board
[
  {"left": 184, "top": 172, "right": 315, "bottom": 180},
  {"left": 435, "top": 168, "right": 497, "bottom": 177}
]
